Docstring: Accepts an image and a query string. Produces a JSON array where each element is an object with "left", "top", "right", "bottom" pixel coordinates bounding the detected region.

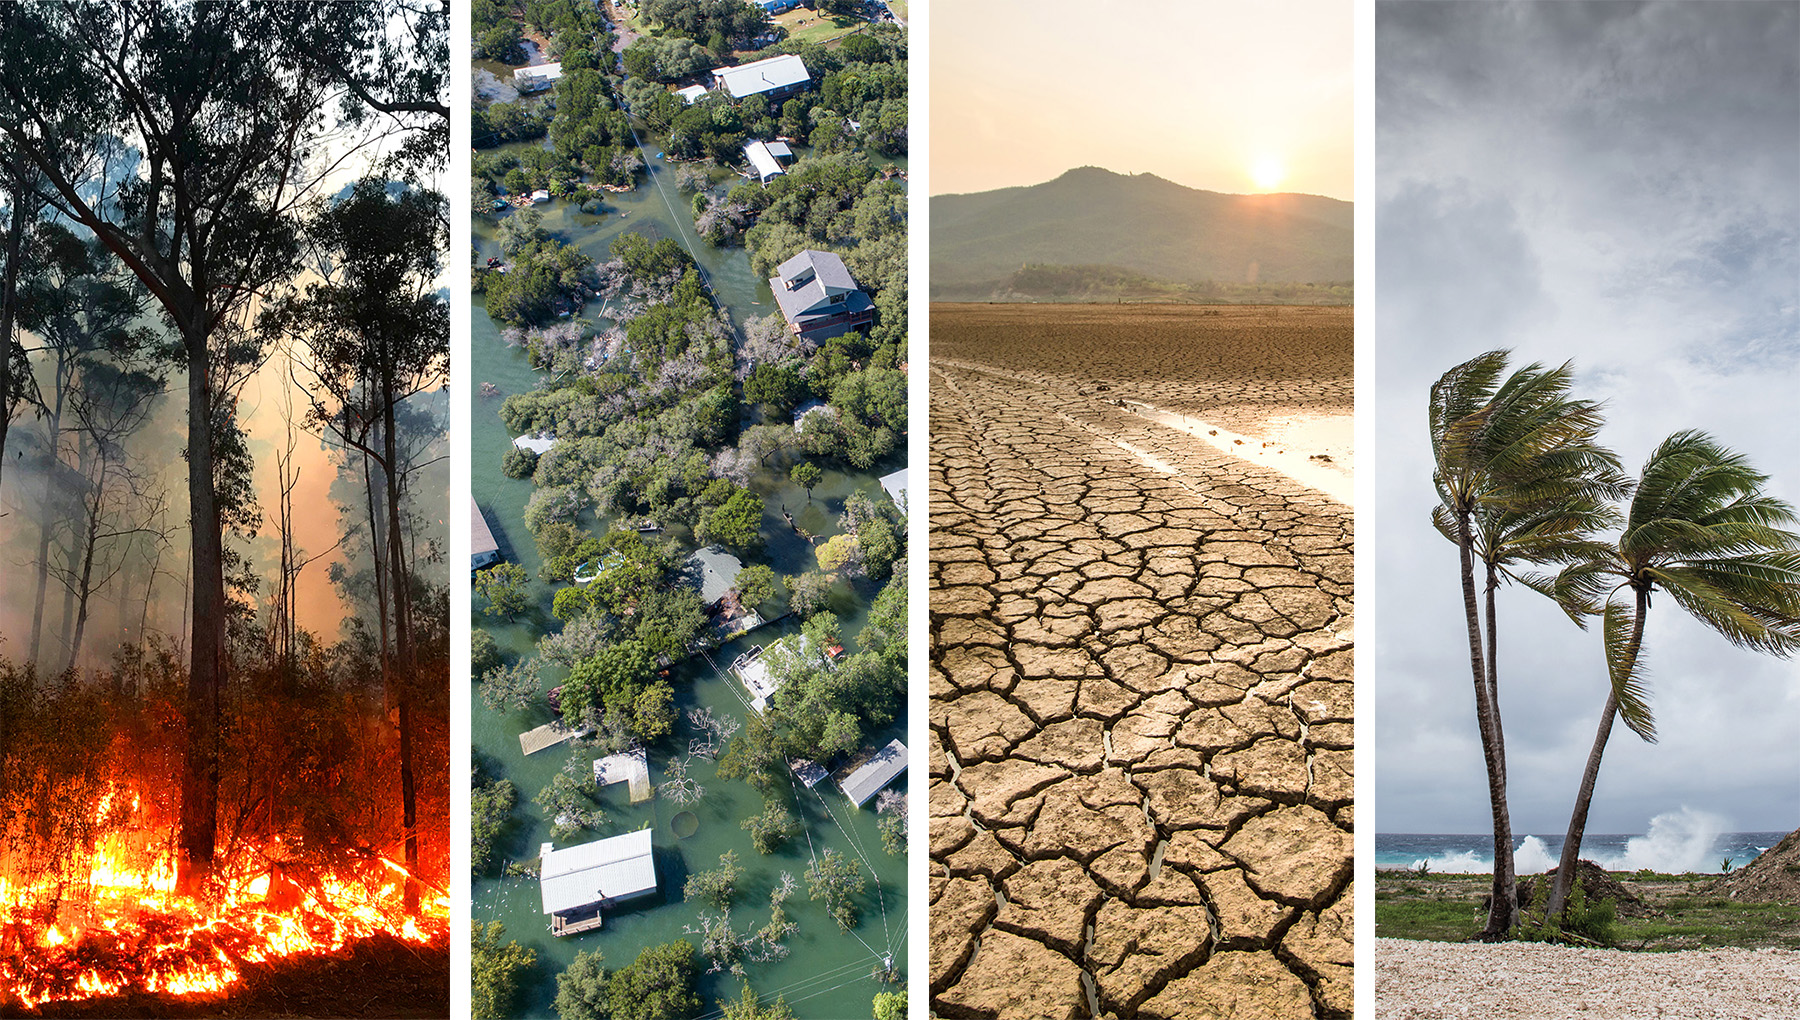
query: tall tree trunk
[
  {"left": 1547, "top": 586, "right": 1649, "bottom": 920},
  {"left": 1455, "top": 509, "right": 1515, "bottom": 937},
  {"left": 66, "top": 453, "right": 111, "bottom": 669},
  {"left": 1482, "top": 558, "right": 1518, "bottom": 925},
  {"left": 28, "top": 357, "right": 72, "bottom": 662},
  {"left": 381, "top": 396, "right": 420, "bottom": 915},
  {"left": 0, "top": 181, "right": 31, "bottom": 495},
  {"left": 180, "top": 323, "right": 226, "bottom": 894}
]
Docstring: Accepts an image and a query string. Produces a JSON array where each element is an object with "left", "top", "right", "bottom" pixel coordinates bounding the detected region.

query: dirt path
[
  {"left": 929, "top": 344, "right": 1354, "bottom": 1018},
  {"left": 1376, "top": 938, "right": 1800, "bottom": 1019}
]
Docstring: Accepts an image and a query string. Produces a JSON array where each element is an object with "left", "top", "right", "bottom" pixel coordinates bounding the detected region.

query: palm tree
[
  {"left": 1430, "top": 351, "right": 1621, "bottom": 937},
  {"left": 1543, "top": 430, "right": 1800, "bottom": 919}
]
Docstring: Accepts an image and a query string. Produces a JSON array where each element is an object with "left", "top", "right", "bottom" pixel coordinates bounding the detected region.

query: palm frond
[{"left": 1602, "top": 598, "right": 1656, "bottom": 743}]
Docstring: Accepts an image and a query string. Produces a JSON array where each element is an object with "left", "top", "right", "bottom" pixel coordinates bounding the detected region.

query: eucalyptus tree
[
  {"left": 261, "top": 178, "right": 447, "bottom": 912},
  {"left": 0, "top": 0, "right": 337, "bottom": 890},
  {"left": 1543, "top": 430, "right": 1800, "bottom": 920},
  {"left": 1430, "top": 351, "right": 1620, "bottom": 937},
  {"left": 14, "top": 222, "right": 152, "bottom": 665}
]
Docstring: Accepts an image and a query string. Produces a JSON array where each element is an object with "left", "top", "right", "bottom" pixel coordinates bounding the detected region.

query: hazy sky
[
  {"left": 930, "top": 0, "right": 1352, "bottom": 199},
  {"left": 1376, "top": 2, "right": 1800, "bottom": 837}
]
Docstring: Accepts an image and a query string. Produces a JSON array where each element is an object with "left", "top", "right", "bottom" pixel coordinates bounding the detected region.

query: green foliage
[
  {"left": 877, "top": 807, "right": 905, "bottom": 856},
  {"left": 698, "top": 488, "right": 766, "bottom": 551},
  {"left": 502, "top": 444, "right": 540, "bottom": 479},
  {"left": 742, "top": 798, "right": 801, "bottom": 854},
  {"left": 746, "top": 363, "right": 806, "bottom": 413},
  {"left": 535, "top": 770, "right": 605, "bottom": 842},
  {"left": 472, "top": 628, "right": 502, "bottom": 678},
  {"left": 815, "top": 532, "right": 860, "bottom": 574},
  {"left": 789, "top": 460, "right": 822, "bottom": 495},
  {"left": 471, "top": 777, "right": 518, "bottom": 875},
  {"left": 872, "top": 989, "right": 906, "bottom": 1020},
  {"left": 1518, "top": 877, "right": 1619, "bottom": 947},
  {"left": 858, "top": 517, "right": 898, "bottom": 579},
  {"left": 486, "top": 224, "right": 595, "bottom": 325},
  {"left": 684, "top": 850, "right": 743, "bottom": 910},
  {"left": 553, "top": 947, "right": 608, "bottom": 1020},
  {"left": 478, "top": 21, "right": 527, "bottom": 63},
  {"left": 859, "top": 573, "right": 906, "bottom": 665},
  {"left": 720, "top": 982, "right": 796, "bottom": 1020},
  {"left": 784, "top": 571, "right": 832, "bottom": 619},
  {"left": 605, "top": 941, "right": 700, "bottom": 1020},
  {"left": 473, "top": 921, "right": 536, "bottom": 1020},
  {"left": 481, "top": 658, "right": 543, "bottom": 713},
  {"left": 733, "top": 563, "right": 777, "bottom": 611},
  {"left": 716, "top": 714, "right": 787, "bottom": 795},
  {"left": 805, "top": 847, "right": 865, "bottom": 930},
  {"left": 562, "top": 640, "right": 654, "bottom": 725},
  {"left": 476, "top": 562, "right": 533, "bottom": 619}
]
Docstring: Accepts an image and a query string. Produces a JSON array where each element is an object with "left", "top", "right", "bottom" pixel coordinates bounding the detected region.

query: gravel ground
[{"left": 1376, "top": 937, "right": 1800, "bottom": 1019}]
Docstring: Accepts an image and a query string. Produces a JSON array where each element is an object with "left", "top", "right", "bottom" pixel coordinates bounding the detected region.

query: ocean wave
[{"left": 1399, "top": 807, "right": 1729, "bottom": 875}]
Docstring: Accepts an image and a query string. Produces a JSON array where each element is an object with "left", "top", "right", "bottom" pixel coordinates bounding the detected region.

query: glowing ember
[{"left": 1, "top": 782, "right": 448, "bottom": 1009}]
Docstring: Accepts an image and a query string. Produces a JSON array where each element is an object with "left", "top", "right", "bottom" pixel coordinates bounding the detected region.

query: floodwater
[{"left": 470, "top": 145, "right": 907, "bottom": 1017}]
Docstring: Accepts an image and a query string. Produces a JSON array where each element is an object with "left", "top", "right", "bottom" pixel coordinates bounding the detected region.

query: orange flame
[{"left": 1, "top": 781, "right": 448, "bottom": 1009}]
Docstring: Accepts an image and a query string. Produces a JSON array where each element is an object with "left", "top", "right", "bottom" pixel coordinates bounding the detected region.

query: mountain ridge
[{"left": 931, "top": 166, "right": 1352, "bottom": 299}]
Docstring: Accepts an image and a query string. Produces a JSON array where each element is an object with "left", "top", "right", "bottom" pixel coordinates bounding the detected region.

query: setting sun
[{"left": 1250, "top": 154, "right": 1286, "bottom": 191}]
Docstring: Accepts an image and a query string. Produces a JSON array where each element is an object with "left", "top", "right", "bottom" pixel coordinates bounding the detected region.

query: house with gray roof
[
  {"left": 769, "top": 249, "right": 874, "bottom": 343},
  {"left": 839, "top": 739, "right": 907, "bottom": 807},
  {"left": 681, "top": 545, "right": 744, "bottom": 609},
  {"left": 712, "top": 53, "right": 810, "bottom": 101}
]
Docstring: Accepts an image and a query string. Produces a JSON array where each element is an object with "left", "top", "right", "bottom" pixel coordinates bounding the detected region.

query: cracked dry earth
[{"left": 928, "top": 316, "right": 1353, "bottom": 1020}]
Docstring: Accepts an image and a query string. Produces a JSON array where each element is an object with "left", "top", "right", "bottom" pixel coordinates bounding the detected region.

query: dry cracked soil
[{"left": 928, "top": 304, "right": 1354, "bottom": 1019}]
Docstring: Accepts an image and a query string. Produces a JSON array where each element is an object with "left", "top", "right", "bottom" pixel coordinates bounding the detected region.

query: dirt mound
[
  {"left": 1516, "top": 860, "right": 1656, "bottom": 918},
  {"left": 1713, "top": 828, "right": 1800, "bottom": 904}
]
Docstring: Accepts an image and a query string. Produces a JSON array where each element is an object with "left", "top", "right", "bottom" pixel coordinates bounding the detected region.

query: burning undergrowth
[{"left": 0, "top": 644, "right": 450, "bottom": 1015}]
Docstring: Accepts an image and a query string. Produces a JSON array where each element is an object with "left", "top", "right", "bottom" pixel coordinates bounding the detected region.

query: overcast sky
[
  {"left": 1376, "top": 1, "right": 1800, "bottom": 836},
  {"left": 930, "top": 0, "right": 1351, "bottom": 199}
]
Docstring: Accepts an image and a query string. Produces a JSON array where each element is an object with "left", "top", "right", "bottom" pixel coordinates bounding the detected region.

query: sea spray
[
  {"left": 1382, "top": 808, "right": 1754, "bottom": 874},
  {"left": 1600, "top": 807, "right": 1725, "bottom": 873}
]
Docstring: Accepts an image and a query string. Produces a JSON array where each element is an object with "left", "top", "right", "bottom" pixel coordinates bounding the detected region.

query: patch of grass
[
  {"left": 1375, "top": 869, "right": 1800, "bottom": 951},
  {"left": 773, "top": 9, "right": 861, "bottom": 46},
  {"left": 1374, "top": 873, "right": 1485, "bottom": 943}
]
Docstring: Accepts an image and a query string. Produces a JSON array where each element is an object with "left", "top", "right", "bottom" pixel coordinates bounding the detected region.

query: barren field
[{"left": 929, "top": 303, "right": 1354, "bottom": 1018}]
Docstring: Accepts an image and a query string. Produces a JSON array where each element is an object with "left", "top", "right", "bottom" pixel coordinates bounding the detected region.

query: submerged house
[
  {"left": 539, "top": 829, "right": 658, "bottom": 936},
  {"left": 711, "top": 53, "right": 810, "bottom": 102},
  {"left": 839, "top": 739, "right": 908, "bottom": 808},
  {"left": 769, "top": 249, "right": 874, "bottom": 343},
  {"left": 742, "top": 139, "right": 794, "bottom": 183},
  {"left": 514, "top": 61, "right": 563, "bottom": 93},
  {"left": 472, "top": 498, "right": 502, "bottom": 575}
]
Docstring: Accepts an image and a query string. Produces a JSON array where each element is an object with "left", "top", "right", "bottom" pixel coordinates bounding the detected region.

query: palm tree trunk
[
  {"left": 1482, "top": 559, "right": 1518, "bottom": 929},
  {"left": 1547, "top": 586, "right": 1649, "bottom": 920},
  {"left": 1455, "top": 510, "right": 1515, "bottom": 936}
]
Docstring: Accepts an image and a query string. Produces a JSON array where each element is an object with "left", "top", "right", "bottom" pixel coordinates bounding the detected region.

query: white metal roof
[
  {"left": 515, "top": 62, "right": 564, "bottom": 90},
  {"left": 713, "top": 54, "right": 809, "bottom": 99},
  {"left": 539, "top": 829, "right": 657, "bottom": 914},
  {"left": 839, "top": 739, "right": 907, "bottom": 807},
  {"left": 744, "top": 140, "right": 785, "bottom": 183},
  {"left": 878, "top": 467, "right": 908, "bottom": 506},
  {"left": 675, "top": 84, "right": 708, "bottom": 104}
]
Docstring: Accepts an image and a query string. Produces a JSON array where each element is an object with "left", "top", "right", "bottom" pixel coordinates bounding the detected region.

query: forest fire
[{"left": 0, "top": 783, "right": 448, "bottom": 1011}]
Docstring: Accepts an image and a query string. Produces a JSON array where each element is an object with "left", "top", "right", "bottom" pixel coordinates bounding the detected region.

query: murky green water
[{"left": 470, "top": 151, "right": 907, "bottom": 1018}]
